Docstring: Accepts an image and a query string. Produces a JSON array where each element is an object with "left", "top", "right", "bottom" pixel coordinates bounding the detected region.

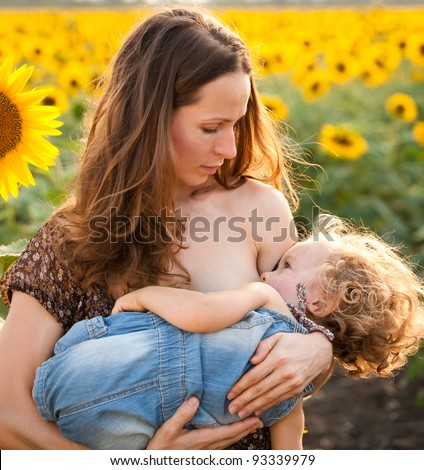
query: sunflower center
[
  {"left": 334, "top": 135, "right": 352, "bottom": 147},
  {"left": 42, "top": 96, "right": 56, "bottom": 106},
  {"left": 311, "top": 82, "right": 320, "bottom": 92},
  {"left": 395, "top": 104, "right": 405, "bottom": 116},
  {"left": 375, "top": 59, "right": 384, "bottom": 69},
  {"left": 0, "top": 92, "right": 22, "bottom": 158}
]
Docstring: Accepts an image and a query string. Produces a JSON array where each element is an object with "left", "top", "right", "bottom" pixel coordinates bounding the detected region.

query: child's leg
[{"left": 269, "top": 400, "right": 304, "bottom": 450}]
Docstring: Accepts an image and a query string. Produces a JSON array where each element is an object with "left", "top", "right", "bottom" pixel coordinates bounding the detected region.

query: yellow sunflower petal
[
  {"left": 23, "top": 104, "right": 62, "bottom": 120},
  {"left": 0, "top": 182, "right": 10, "bottom": 202},
  {"left": 14, "top": 88, "right": 55, "bottom": 107},
  {"left": 3, "top": 152, "right": 35, "bottom": 187},
  {"left": 0, "top": 57, "right": 13, "bottom": 89},
  {"left": 15, "top": 145, "right": 52, "bottom": 170},
  {"left": 26, "top": 116, "right": 63, "bottom": 129},
  {"left": 28, "top": 133, "right": 60, "bottom": 157},
  {"left": 32, "top": 127, "right": 63, "bottom": 136},
  {"left": 6, "top": 64, "right": 34, "bottom": 97},
  {"left": 8, "top": 180, "right": 19, "bottom": 198},
  {"left": 23, "top": 117, "right": 63, "bottom": 133},
  {"left": 0, "top": 57, "right": 13, "bottom": 75},
  {"left": 19, "top": 135, "right": 58, "bottom": 167},
  {"left": 0, "top": 172, "right": 18, "bottom": 201}
]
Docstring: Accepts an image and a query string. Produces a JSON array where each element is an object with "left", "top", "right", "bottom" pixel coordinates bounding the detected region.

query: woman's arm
[
  {"left": 112, "top": 282, "right": 281, "bottom": 333},
  {"left": 269, "top": 400, "right": 304, "bottom": 450},
  {"left": 0, "top": 292, "right": 265, "bottom": 449},
  {"left": 0, "top": 292, "right": 87, "bottom": 449}
]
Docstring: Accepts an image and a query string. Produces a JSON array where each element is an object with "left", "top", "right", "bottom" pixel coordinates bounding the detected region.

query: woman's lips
[{"left": 201, "top": 165, "right": 220, "bottom": 174}]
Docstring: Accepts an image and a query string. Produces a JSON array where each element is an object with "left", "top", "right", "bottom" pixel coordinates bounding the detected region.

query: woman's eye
[{"left": 202, "top": 127, "right": 218, "bottom": 134}]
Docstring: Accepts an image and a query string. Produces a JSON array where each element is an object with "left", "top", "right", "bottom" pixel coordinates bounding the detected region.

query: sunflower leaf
[{"left": 0, "top": 239, "right": 28, "bottom": 277}]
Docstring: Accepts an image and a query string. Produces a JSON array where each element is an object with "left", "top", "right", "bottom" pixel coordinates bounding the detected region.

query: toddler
[{"left": 33, "top": 215, "right": 424, "bottom": 449}]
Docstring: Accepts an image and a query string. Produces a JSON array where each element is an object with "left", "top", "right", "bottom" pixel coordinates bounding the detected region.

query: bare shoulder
[
  {"left": 237, "top": 180, "right": 296, "bottom": 271},
  {"left": 207, "top": 179, "right": 291, "bottom": 216},
  {"left": 237, "top": 179, "right": 290, "bottom": 207}
]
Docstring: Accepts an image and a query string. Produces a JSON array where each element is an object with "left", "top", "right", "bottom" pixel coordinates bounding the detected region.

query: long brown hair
[{"left": 54, "top": 7, "right": 298, "bottom": 298}]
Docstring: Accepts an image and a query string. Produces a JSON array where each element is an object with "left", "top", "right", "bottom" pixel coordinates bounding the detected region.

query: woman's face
[{"left": 171, "top": 72, "right": 251, "bottom": 197}]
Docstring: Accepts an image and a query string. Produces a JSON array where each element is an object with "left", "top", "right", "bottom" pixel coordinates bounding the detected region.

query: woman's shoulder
[
  {"left": 235, "top": 178, "right": 287, "bottom": 199},
  {"left": 234, "top": 179, "right": 292, "bottom": 215},
  {"left": 0, "top": 219, "right": 69, "bottom": 304},
  {"left": 0, "top": 218, "right": 112, "bottom": 332},
  {"left": 27, "top": 218, "right": 65, "bottom": 248}
]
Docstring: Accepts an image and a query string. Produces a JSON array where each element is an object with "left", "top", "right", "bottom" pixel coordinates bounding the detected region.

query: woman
[{"left": 0, "top": 7, "right": 332, "bottom": 449}]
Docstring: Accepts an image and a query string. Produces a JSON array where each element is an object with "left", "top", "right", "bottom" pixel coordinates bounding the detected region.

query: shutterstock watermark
[{"left": 88, "top": 206, "right": 330, "bottom": 244}]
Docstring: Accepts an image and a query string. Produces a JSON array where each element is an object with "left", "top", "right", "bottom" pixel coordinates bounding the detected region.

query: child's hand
[{"left": 111, "top": 289, "right": 147, "bottom": 314}]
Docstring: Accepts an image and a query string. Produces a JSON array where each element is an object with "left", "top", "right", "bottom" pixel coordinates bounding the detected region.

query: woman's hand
[
  {"left": 226, "top": 332, "right": 333, "bottom": 418},
  {"left": 146, "top": 397, "right": 263, "bottom": 450}
]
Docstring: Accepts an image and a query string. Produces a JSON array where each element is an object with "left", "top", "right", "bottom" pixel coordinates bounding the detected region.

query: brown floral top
[
  {"left": 0, "top": 221, "right": 271, "bottom": 450},
  {"left": 0, "top": 221, "right": 113, "bottom": 332}
]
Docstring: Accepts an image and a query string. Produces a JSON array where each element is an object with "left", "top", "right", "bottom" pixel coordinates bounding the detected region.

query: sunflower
[
  {"left": 389, "top": 30, "right": 409, "bottom": 58},
  {"left": 385, "top": 93, "right": 418, "bottom": 122},
  {"left": 359, "top": 43, "right": 400, "bottom": 87},
  {"left": 360, "top": 63, "right": 390, "bottom": 87},
  {"left": 300, "top": 69, "right": 331, "bottom": 101},
  {"left": 406, "top": 33, "right": 424, "bottom": 67},
  {"left": 59, "top": 63, "right": 90, "bottom": 96},
  {"left": 326, "top": 53, "right": 359, "bottom": 84},
  {"left": 260, "top": 94, "right": 289, "bottom": 121},
  {"left": 0, "top": 58, "right": 62, "bottom": 201},
  {"left": 319, "top": 124, "right": 368, "bottom": 160},
  {"left": 23, "top": 40, "right": 55, "bottom": 68},
  {"left": 412, "top": 121, "right": 424, "bottom": 147},
  {"left": 41, "top": 88, "right": 69, "bottom": 113}
]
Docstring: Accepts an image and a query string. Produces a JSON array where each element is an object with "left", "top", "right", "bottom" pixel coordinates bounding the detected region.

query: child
[{"left": 32, "top": 215, "right": 424, "bottom": 449}]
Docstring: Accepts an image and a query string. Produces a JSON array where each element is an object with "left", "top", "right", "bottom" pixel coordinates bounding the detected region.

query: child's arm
[
  {"left": 269, "top": 400, "right": 304, "bottom": 450},
  {"left": 111, "top": 283, "right": 283, "bottom": 333}
]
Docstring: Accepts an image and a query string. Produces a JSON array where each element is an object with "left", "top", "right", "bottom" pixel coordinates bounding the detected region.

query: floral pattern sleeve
[{"left": 0, "top": 221, "right": 113, "bottom": 332}]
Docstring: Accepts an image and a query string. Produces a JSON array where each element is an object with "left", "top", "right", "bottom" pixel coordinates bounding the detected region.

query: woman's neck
[{"left": 173, "top": 177, "right": 218, "bottom": 207}]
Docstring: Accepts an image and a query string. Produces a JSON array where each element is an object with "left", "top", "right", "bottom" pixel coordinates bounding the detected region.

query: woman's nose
[{"left": 215, "top": 129, "right": 237, "bottom": 160}]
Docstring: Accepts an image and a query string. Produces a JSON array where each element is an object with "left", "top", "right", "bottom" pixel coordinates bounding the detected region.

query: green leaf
[{"left": 0, "top": 239, "right": 28, "bottom": 277}]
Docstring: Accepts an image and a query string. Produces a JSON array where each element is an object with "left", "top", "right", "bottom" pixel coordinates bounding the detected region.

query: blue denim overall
[{"left": 33, "top": 308, "right": 313, "bottom": 449}]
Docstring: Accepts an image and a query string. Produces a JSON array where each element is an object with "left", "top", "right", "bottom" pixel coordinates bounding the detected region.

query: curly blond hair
[{"left": 311, "top": 215, "right": 424, "bottom": 379}]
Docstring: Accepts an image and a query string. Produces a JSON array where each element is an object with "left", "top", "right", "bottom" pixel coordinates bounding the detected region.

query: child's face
[{"left": 261, "top": 239, "right": 332, "bottom": 308}]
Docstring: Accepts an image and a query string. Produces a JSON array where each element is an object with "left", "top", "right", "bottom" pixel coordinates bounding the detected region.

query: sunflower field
[
  {"left": 0, "top": 5, "right": 424, "bottom": 443},
  {"left": 0, "top": 7, "right": 424, "bottom": 292}
]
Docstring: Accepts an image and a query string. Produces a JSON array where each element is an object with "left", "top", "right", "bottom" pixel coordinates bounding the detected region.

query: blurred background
[{"left": 0, "top": 0, "right": 423, "bottom": 449}]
